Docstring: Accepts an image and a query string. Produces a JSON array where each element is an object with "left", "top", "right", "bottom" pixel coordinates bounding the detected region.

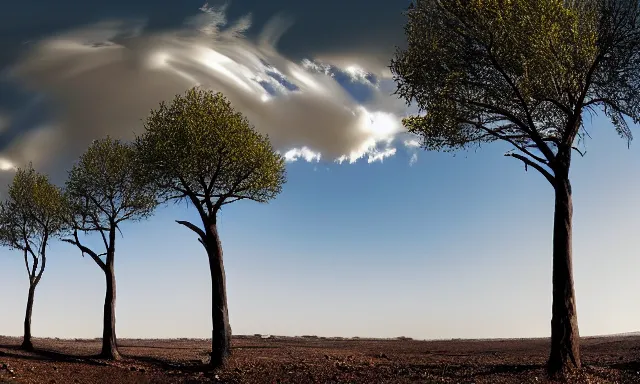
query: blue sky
[{"left": 0, "top": 1, "right": 639, "bottom": 341}]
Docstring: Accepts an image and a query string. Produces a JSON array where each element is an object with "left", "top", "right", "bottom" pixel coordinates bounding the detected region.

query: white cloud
[
  {"left": 283, "top": 147, "right": 321, "bottom": 162},
  {"left": 404, "top": 139, "right": 421, "bottom": 148},
  {"left": 301, "top": 59, "right": 333, "bottom": 77},
  {"left": 344, "top": 64, "right": 376, "bottom": 85},
  {"left": 401, "top": 136, "right": 422, "bottom": 166},
  {"left": 409, "top": 153, "right": 418, "bottom": 166},
  {"left": 1, "top": 6, "right": 413, "bottom": 179},
  {"left": 0, "top": 158, "right": 16, "bottom": 171},
  {"left": 367, "top": 147, "right": 397, "bottom": 164}
]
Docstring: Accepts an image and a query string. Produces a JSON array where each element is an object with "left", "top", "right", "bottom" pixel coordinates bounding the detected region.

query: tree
[
  {"left": 0, "top": 165, "right": 66, "bottom": 351},
  {"left": 136, "top": 88, "right": 286, "bottom": 368},
  {"left": 62, "top": 137, "right": 157, "bottom": 360},
  {"left": 391, "top": 0, "right": 640, "bottom": 376}
]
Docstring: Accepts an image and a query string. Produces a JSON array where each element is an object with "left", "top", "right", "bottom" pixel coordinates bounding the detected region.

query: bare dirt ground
[{"left": 1, "top": 335, "right": 640, "bottom": 383}]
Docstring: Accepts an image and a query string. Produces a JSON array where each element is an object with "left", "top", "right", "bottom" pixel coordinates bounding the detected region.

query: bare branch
[
  {"left": 176, "top": 220, "right": 206, "bottom": 241},
  {"left": 571, "top": 147, "right": 586, "bottom": 157},
  {"left": 462, "top": 119, "right": 550, "bottom": 164},
  {"left": 505, "top": 153, "right": 555, "bottom": 186},
  {"left": 541, "top": 98, "right": 573, "bottom": 116},
  {"left": 220, "top": 196, "right": 247, "bottom": 205},
  {"left": 62, "top": 230, "right": 107, "bottom": 272}
]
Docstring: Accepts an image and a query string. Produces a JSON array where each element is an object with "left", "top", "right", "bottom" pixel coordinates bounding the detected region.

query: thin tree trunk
[
  {"left": 100, "top": 258, "right": 120, "bottom": 360},
  {"left": 100, "top": 227, "right": 120, "bottom": 360},
  {"left": 547, "top": 162, "right": 581, "bottom": 375},
  {"left": 21, "top": 283, "right": 36, "bottom": 351},
  {"left": 206, "top": 222, "right": 232, "bottom": 368}
]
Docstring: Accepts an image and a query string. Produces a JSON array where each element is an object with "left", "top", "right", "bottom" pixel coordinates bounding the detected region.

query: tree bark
[
  {"left": 21, "top": 283, "right": 36, "bottom": 351},
  {"left": 547, "top": 159, "right": 581, "bottom": 376},
  {"left": 100, "top": 228, "right": 120, "bottom": 360},
  {"left": 205, "top": 221, "right": 232, "bottom": 368}
]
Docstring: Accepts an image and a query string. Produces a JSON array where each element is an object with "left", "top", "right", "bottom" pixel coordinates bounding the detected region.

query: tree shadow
[
  {"left": 609, "top": 360, "right": 640, "bottom": 371},
  {"left": 120, "top": 345, "right": 197, "bottom": 350},
  {"left": 232, "top": 345, "right": 279, "bottom": 350},
  {"left": 0, "top": 343, "right": 221, "bottom": 373},
  {"left": 128, "top": 355, "right": 214, "bottom": 373},
  {"left": 0, "top": 344, "right": 107, "bottom": 367}
]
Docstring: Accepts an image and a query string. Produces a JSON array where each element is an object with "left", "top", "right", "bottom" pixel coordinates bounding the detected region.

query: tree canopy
[
  {"left": 64, "top": 137, "right": 158, "bottom": 254},
  {"left": 391, "top": 0, "right": 640, "bottom": 181},
  {"left": 0, "top": 165, "right": 66, "bottom": 284},
  {"left": 136, "top": 87, "right": 286, "bottom": 222}
]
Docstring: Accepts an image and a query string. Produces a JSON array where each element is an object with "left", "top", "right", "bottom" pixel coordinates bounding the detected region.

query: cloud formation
[{"left": 0, "top": 4, "right": 414, "bottom": 182}]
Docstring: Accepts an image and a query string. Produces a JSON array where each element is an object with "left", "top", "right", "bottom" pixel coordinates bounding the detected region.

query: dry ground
[{"left": 1, "top": 335, "right": 640, "bottom": 383}]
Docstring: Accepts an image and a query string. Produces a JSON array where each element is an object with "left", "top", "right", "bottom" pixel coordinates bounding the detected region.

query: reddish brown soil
[{"left": 1, "top": 335, "right": 640, "bottom": 383}]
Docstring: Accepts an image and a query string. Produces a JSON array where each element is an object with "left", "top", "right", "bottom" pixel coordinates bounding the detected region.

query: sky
[{"left": 0, "top": 0, "right": 639, "bottom": 341}]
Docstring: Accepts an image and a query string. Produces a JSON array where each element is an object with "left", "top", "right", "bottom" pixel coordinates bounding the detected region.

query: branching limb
[
  {"left": 485, "top": 48, "right": 555, "bottom": 160},
  {"left": 34, "top": 252, "right": 46, "bottom": 286},
  {"left": 571, "top": 147, "right": 586, "bottom": 157},
  {"left": 540, "top": 98, "right": 573, "bottom": 116},
  {"left": 30, "top": 255, "right": 38, "bottom": 281},
  {"left": 212, "top": 167, "right": 259, "bottom": 212},
  {"left": 220, "top": 196, "right": 247, "bottom": 206},
  {"left": 468, "top": 120, "right": 550, "bottom": 164},
  {"left": 207, "top": 155, "right": 225, "bottom": 194},
  {"left": 178, "top": 174, "right": 209, "bottom": 225},
  {"left": 505, "top": 153, "right": 556, "bottom": 186},
  {"left": 62, "top": 230, "right": 107, "bottom": 272},
  {"left": 23, "top": 248, "right": 31, "bottom": 282},
  {"left": 176, "top": 220, "right": 206, "bottom": 241}
]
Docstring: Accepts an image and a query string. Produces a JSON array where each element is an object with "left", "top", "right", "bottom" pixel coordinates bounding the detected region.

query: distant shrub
[{"left": 395, "top": 336, "right": 413, "bottom": 341}]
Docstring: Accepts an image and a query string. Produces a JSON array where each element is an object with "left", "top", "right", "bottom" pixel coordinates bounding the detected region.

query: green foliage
[
  {"left": 0, "top": 165, "right": 66, "bottom": 283},
  {"left": 0, "top": 165, "right": 66, "bottom": 251},
  {"left": 136, "top": 87, "right": 286, "bottom": 218},
  {"left": 391, "top": 0, "right": 640, "bottom": 161},
  {"left": 65, "top": 137, "right": 158, "bottom": 232}
]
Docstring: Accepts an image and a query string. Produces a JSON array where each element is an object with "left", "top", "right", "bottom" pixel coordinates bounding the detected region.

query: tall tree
[
  {"left": 391, "top": 0, "right": 640, "bottom": 376},
  {"left": 63, "top": 137, "right": 157, "bottom": 360},
  {"left": 136, "top": 88, "right": 286, "bottom": 368},
  {"left": 0, "top": 165, "right": 66, "bottom": 351}
]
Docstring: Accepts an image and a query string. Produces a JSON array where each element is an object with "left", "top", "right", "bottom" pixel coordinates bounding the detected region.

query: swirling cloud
[{"left": 0, "top": 4, "right": 414, "bottom": 184}]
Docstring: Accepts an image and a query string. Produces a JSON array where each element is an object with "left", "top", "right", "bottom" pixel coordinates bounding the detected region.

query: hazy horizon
[{"left": 1, "top": 0, "right": 639, "bottom": 342}]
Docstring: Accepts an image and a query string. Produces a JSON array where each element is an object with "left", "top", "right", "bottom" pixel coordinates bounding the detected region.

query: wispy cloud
[
  {"left": 402, "top": 137, "right": 422, "bottom": 166},
  {"left": 0, "top": 5, "right": 412, "bottom": 179}
]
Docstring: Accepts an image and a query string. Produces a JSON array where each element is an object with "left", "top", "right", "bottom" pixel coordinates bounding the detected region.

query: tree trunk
[
  {"left": 100, "top": 227, "right": 120, "bottom": 360},
  {"left": 547, "top": 163, "right": 581, "bottom": 376},
  {"left": 205, "top": 222, "right": 232, "bottom": 368},
  {"left": 21, "top": 283, "right": 36, "bottom": 351}
]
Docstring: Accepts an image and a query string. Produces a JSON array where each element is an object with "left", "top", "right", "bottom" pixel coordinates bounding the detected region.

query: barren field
[{"left": 1, "top": 335, "right": 640, "bottom": 383}]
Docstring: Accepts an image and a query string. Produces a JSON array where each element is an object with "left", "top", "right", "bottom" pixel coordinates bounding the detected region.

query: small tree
[
  {"left": 136, "top": 88, "right": 286, "bottom": 368},
  {"left": 391, "top": 0, "right": 640, "bottom": 376},
  {"left": 63, "top": 137, "right": 157, "bottom": 360},
  {"left": 0, "top": 165, "right": 66, "bottom": 350}
]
